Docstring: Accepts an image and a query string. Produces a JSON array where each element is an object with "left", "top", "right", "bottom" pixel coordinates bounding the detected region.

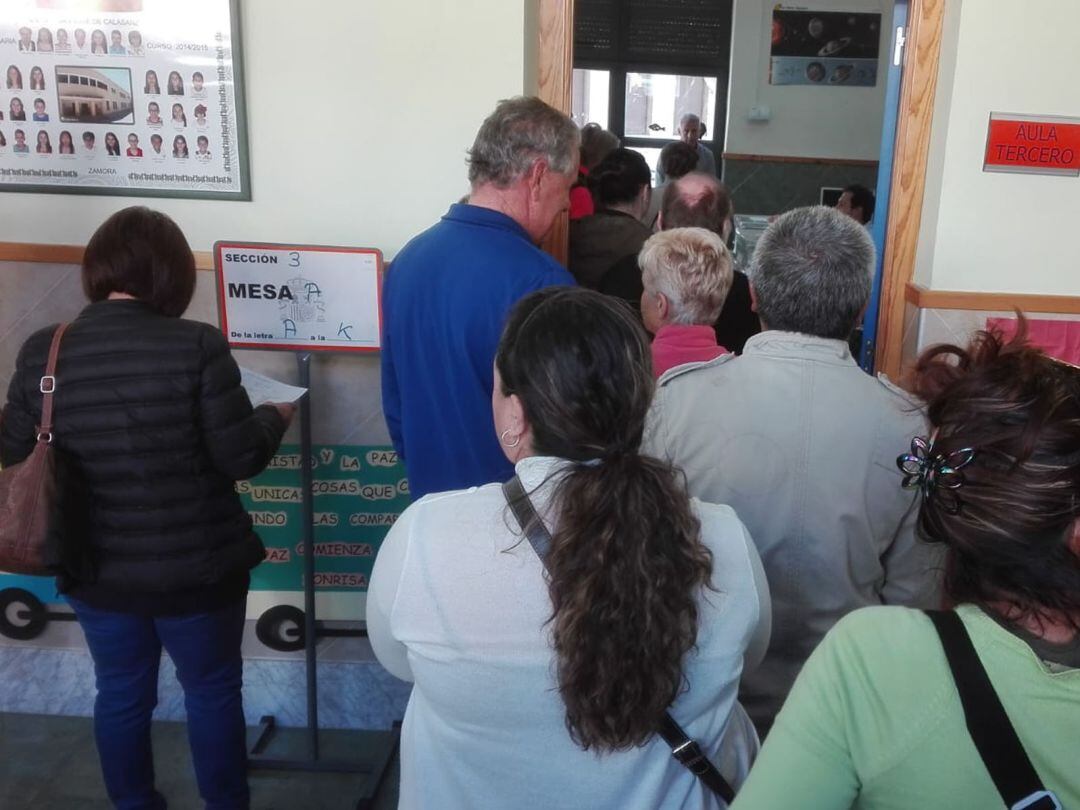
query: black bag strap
[
  {"left": 925, "top": 610, "right": 1061, "bottom": 810},
  {"left": 503, "top": 475, "right": 736, "bottom": 805}
]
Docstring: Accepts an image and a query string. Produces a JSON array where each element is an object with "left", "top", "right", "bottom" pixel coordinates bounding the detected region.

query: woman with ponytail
[{"left": 369, "top": 287, "right": 769, "bottom": 809}]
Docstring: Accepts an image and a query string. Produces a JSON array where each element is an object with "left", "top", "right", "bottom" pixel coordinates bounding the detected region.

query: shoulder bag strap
[
  {"left": 924, "top": 610, "right": 1061, "bottom": 810},
  {"left": 37, "top": 323, "right": 69, "bottom": 443},
  {"left": 503, "top": 475, "right": 736, "bottom": 805}
]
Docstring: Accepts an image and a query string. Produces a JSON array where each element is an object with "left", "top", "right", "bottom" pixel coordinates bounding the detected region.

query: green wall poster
[{"left": 239, "top": 444, "right": 409, "bottom": 592}]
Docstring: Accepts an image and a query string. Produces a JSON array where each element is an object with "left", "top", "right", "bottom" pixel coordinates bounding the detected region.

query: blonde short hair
[{"left": 639, "top": 227, "right": 733, "bottom": 325}]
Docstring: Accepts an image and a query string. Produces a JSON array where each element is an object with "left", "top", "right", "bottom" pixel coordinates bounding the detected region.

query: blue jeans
[{"left": 69, "top": 598, "right": 250, "bottom": 810}]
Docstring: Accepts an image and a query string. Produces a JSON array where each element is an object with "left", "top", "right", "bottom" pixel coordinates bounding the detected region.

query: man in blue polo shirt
[{"left": 381, "top": 96, "right": 579, "bottom": 499}]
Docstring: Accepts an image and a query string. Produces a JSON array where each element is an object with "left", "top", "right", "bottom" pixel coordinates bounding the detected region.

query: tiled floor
[{"left": 0, "top": 713, "right": 400, "bottom": 809}]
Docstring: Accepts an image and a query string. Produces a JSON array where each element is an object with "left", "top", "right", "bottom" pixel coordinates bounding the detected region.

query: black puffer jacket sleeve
[
  {"left": 197, "top": 325, "right": 287, "bottom": 481},
  {"left": 0, "top": 338, "right": 41, "bottom": 467}
]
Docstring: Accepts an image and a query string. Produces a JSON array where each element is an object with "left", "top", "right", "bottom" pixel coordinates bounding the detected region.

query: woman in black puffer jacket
[{"left": 0, "top": 207, "right": 293, "bottom": 810}]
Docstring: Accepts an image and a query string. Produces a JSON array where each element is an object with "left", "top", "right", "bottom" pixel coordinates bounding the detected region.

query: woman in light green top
[{"left": 733, "top": 326, "right": 1080, "bottom": 810}]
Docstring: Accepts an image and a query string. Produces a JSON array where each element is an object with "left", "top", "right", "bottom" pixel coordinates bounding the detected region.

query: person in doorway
[
  {"left": 568, "top": 122, "right": 619, "bottom": 220},
  {"left": 732, "top": 325, "right": 1080, "bottom": 809},
  {"left": 657, "top": 113, "right": 716, "bottom": 183},
  {"left": 601, "top": 172, "right": 761, "bottom": 355},
  {"left": 567, "top": 147, "right": 652, "bottom": 289},
  {"left": 0, "top": 207, "right": 293, "bottom": 810},
  {"left": 643, "top": 140, "right": 699, "bottom": 229},
  {"left": 370, "top": 287, "right": 770, "bottom": 809},
  {"left": 835, "top": 183, "right": 876, "bottom": 225},
  {"left": 640, "top": 227, "right": 734, "bottom": 378},
  {"left": 644, "top": 206, "right": 942, "bottom": 737},
  {"left": 380, "top": 96, "right": 578, "bottom": 499}
]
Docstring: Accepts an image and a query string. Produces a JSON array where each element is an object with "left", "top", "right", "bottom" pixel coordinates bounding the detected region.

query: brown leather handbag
[{"left": 0, "top": 323, "right": 68, "bottom": 575}]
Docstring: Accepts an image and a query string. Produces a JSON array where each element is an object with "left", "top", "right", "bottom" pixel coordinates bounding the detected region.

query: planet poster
[{"left": 769, "top": 7, "right": 882, "bottom": 87}]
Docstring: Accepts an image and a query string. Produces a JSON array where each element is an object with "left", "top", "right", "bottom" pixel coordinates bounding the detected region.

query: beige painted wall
[
  {"left": 913, "top": 0, "right": 1080, "bottom": 295},
  {"left": 725, "top": 0, "right": 893, "bottom": 160},
  {"left": 0, "top": 0, "right": 531, "bottom": 258}
]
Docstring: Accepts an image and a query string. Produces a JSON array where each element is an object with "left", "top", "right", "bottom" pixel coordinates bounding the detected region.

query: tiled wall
[
  {"left": 901, "top": 306, "right": 1080, "bottom": 372},
  {"left": 723, "top": 158, "right": 879, "bottom": 216}
]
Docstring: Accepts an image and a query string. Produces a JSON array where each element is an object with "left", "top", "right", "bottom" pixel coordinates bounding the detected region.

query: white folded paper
[{"left": 240, "top": 367, "right": 308, "bottom": 407}]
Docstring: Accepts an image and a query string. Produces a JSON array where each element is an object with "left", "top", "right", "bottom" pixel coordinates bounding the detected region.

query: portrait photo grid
[{"left": 0, "top": 0, "right": 246, "bottom": 197}]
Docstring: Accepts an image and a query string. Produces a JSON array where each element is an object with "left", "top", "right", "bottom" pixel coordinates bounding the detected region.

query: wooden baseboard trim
[
  {"left": 0, "top": 242, "right": 215, "bottom": 271},
  {"left": 722, "top": 152, "right": 879, "bottom": 167},
  {"left": 907, "top": 283, "right": 1080, "bottom": 314}
]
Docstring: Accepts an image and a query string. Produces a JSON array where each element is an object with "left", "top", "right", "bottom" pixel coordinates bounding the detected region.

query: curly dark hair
[
  {"left": 911, "top": 318, "right": 1080, "bottom": 629},
  {"left": 496, "top": 287, "right": 714, "bottom": 751}
]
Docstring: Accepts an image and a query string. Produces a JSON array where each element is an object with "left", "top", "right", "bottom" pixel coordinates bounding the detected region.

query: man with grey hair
[
  {"left": 656, "top": 113, "right": 716, "bottom": 183},
  {"left": 644, "top": 205, "right": 940, "bottom": 737},
  {"left": 381, "top": 96, "right": 578, "bottom": 499}
]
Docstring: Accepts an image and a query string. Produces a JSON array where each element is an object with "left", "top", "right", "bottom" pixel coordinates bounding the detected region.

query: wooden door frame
[{"left": 535, "top": 0, "right": 947, "bottom": 380}]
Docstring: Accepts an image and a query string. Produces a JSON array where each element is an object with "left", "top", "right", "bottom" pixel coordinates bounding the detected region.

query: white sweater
[{"left": 368, "top": 455, "right": 771, "bottom": 810}]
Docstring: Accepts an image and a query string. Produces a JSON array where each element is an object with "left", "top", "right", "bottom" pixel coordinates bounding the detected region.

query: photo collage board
[{"left": 0, "top": 0, "right": 248, "bottom": 199}]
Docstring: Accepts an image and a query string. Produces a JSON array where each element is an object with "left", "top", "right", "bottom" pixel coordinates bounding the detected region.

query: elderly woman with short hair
[{"left": 639, "top": 226, "right": 734, "bottom": 378}]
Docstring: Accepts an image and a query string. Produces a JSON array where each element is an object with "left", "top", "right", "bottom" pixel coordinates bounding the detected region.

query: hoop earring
[{"left": 500, "top": 428, "right": 520, "bottom": 448}]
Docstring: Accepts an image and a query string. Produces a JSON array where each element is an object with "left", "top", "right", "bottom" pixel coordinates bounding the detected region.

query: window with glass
[
  {"left": 624, "top": 73, "right": 718, "bottom": 141},
  {"left": 571, "top": 68, "right": 611, "bottom": 129}
]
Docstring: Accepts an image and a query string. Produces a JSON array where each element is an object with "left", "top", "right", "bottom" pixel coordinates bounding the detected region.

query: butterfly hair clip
[{"left": 897, "top": 435, "right": 976, "bottom": 515}]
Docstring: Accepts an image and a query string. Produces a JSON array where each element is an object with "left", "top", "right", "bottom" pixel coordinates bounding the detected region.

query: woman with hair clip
[
  {"left": 732, "top": 323, "right": 1080, "bottom": 810},
  {"left": 369, "top": 287, "right": 770, "bottom": 810},
  {"left": 568, "top": 148, "right": 653, "bottom": 289}
]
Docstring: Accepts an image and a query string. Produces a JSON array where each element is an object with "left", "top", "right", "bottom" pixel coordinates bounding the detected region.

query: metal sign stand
[
  {"left": 244, "top": 353, "right": 399, "bottom": 807},
  {"left": 212, "top": 240, "right": 396, "bottom": 807}
]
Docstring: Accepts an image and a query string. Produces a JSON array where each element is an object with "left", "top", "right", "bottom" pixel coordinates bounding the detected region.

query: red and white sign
[
  {"left": 215, "top": 241, "right": 383, "bottom": 353},
  {"left": 983, "top": 112, "right": 1080, "bottom": 177}
]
